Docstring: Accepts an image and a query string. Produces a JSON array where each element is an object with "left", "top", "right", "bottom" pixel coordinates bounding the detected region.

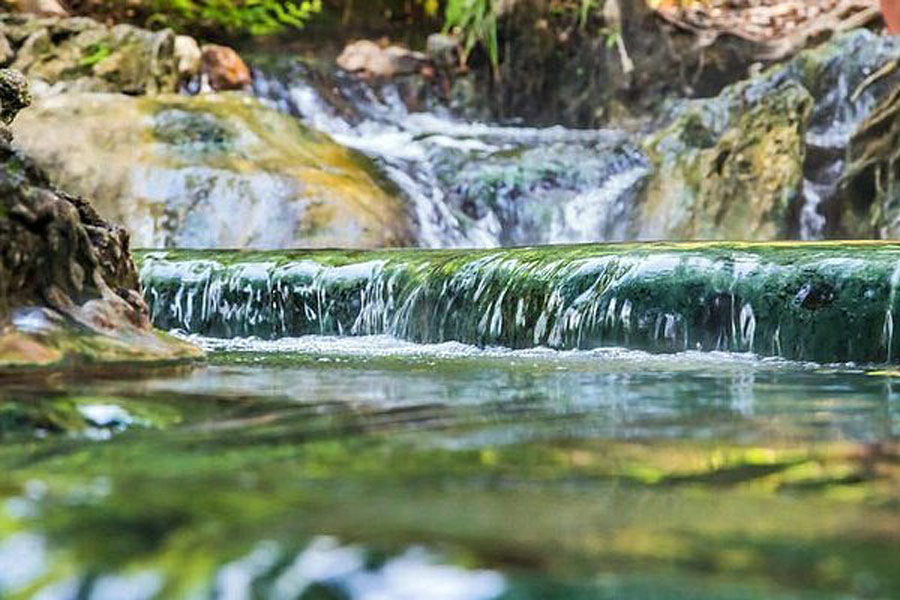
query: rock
[
  {"left": 641, "top": 82, "right": 812, "bottom": 240},
  {"left": 883, "top": 0, "right": 900, "bottom": 34},
  {"left": 337, "top": 40, "right": 428, "bottom": 78},
  {"left": 843, "top": 86, "right": 900, "bottom": 237},
  {"left": 0, "top": 32, "right": 13, "bottom": 67},
  {"left": 1, "top": 14, "right": 179, "bottom": 95},
  {"left": 15, "top": 0, "right": 68, "bottom": 17},
  {"left": 12, "top": 92, "right": 415, "bottom": 249},
  {"left": 174, "top": 34, "right": 202, "bottom": 81},
  {"left": 0, "top": 68, "right": 201, "bottom": 372},
  {"left": 637, "top": 30, "right": 900, "bottom": 241},
  {"left": 201, "top": 44, "right": 251, "bottom": 91},
  {"left": 426, "top": 33, "right": 459, "bottom": 68},
  {"left": 0, "top": 67, "right": 29, "bottom": 124}
]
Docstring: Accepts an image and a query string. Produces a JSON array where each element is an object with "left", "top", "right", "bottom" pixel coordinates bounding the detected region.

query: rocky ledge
[{"left": 0, "top": 68, "right": 202, "bottom": 374}]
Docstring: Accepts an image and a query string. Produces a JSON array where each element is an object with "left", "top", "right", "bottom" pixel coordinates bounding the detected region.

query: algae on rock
[{"left": 12, "top": 92, "right": 415, "bottom": 249}]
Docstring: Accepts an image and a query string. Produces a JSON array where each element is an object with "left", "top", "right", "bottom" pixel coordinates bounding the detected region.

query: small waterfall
[
  {"left": 140, "top": 244, "right": 900, "bottom": 363},
  {"left": 251, "top": 67, "right": 651, "bottom": 248}
]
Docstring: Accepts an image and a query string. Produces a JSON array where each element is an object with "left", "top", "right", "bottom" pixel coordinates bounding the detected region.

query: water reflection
[{"left": 0, "top": 338, "right": 898, "bottom": 598}]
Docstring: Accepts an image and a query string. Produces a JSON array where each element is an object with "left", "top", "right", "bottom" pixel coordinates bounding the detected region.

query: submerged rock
[
  {"left": 12, "top": 92, "right": 415, "bottom": 249},
  {"left": 0, "top": 68, "right": 201, "bottom": 373}
]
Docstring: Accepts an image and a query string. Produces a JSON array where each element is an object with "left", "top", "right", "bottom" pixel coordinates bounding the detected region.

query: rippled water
[{"left": 1, "top": 335, "right": 899, "bottom": 599}]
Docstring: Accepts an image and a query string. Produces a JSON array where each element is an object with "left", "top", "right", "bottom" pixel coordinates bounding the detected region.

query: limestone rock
[
  {"left": 12, "top": 92, "right": 415, "bottom": 249},
  {"left": 201, "top": 44, "right": 251, "bottom": 91}
]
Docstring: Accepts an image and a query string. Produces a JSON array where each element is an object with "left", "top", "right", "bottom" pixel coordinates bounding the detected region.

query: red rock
[
  {"left": 884, "top": 0, "right": 900, "bottom": 34},
  {"left": 201, "top": 44, "right": 252, "bottom": 91}
]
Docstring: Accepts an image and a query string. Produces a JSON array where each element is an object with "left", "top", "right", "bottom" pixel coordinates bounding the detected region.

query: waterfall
[
  {"left": 140, "top": 243, "right": 900, "bottom": 363},
  {"left": 251, "top": 68, "right": 651, "bottom": 249}
]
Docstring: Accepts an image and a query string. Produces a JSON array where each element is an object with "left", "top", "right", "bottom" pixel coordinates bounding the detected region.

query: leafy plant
[
  {"left": 148, "top": 0, "right": 323, "bottom": 36},
  {"left": 444, "top": 0, "right": 499, "bottom": 71}
]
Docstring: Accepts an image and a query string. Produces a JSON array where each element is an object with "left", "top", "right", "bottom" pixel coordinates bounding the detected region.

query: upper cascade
[{"left": 140, "top": 243, "right": 900, "bottom": 364}]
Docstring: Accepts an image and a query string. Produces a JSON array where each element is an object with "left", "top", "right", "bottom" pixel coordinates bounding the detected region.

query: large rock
[
  {"left": 12, "top": 92, "right": 415, "bottom": 249},
  {"left": 0, "top": 13, "right": 179, "bottom": 94},
  {"left": 0, "top": 68, "right": 200, "bottom": 373},
  {"left": 636, "top": 30, "right": 900, "bottom": 241}
]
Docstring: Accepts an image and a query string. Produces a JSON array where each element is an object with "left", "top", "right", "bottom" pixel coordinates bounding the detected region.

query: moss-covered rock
[
  {"left": 11, "top": 91, "right": 415, "bottom": 249},
  {"left": 637, "top": 30, "right": 900, "bottom": 242},
  {"left": 0, "top": 13, "right": 179, "bottom": 94},
  {"left": 641, "top": 82, "right": 812, "bottom": 240},
  {"left": 0, "top": 67, "right": 201, "bottom": 373}
]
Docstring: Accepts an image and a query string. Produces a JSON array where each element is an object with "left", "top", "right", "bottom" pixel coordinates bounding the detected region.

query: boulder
[
  {"left": 636, "top": 30, "right": 900, "bottom": 241},
  {"left": 0, "top": 13, "right": 179, "bottom": 95},
  {"left": 0, "top": 68, "right": 201, "bottom": 372},
  {"left": 12, "top": 92, "right": 415, "bottom": 249},
  {"left": 337, "top": 40, "right": 428, "bottom": 78},
  {"left": 201, "top": 43, "right": 251, "bottom": 91}
]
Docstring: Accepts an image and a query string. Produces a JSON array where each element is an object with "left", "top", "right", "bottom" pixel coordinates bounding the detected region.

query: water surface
[{"left": 1, "top": 336, "right": 898, "bottom": 599}]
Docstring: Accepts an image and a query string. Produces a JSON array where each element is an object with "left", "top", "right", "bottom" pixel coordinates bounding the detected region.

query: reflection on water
[{"left": 1, "top": 337, "right": 899, "bottom": 599}]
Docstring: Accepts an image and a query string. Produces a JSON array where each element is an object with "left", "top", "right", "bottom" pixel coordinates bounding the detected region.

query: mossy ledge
[{"left": 140, "top": 242, "right": 900, "bottom": 364}]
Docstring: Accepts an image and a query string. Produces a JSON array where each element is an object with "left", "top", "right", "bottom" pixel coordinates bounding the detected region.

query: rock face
[
  {"left": 0, "top": 13, "right": 179, "bottom": 94},
  {"left": 12, "top": 92, "right": 415, "bottom": 249},
  {"left": 637, "top": 30, "right": 900, "bottom": 241},
  {"left": 0, "top": 68, "right": 201, "bottom": 372}
]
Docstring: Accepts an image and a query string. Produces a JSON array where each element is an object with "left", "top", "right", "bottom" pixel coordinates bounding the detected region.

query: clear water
[{"left": 2, "top": 336, "right": 899, "bottom": 599}]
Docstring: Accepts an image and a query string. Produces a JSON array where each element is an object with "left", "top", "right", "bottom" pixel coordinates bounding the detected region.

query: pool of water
[{"left": 1, "top": 336, "right": 899, "bottom": 599}]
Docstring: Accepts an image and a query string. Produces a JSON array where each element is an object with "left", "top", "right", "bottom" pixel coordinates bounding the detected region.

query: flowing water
[{"left": 3, "top": 244, "right": 900, "bottom": 599}]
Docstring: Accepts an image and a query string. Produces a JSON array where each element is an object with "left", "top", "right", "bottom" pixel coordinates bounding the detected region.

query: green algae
[{"left": 139, "top": 243, "right": 900, "bottom": 363}]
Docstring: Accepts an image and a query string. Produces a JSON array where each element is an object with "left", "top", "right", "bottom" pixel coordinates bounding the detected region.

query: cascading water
[
  {"left": 140, "top": 243, "right": 900, "bottom": 363},
  {"left": 251, "top": 64, "right": 652, "bottom": 248},
  {"left": 249, "top": 31, "right": 900, "bottom": 247}
]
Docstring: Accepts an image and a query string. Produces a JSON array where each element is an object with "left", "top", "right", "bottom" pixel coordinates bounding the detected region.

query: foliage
[
  {"left": 444, "top": 0, "right": 499, "bottom": 70},
  {"left": 152, "top": 0, "right": 322, "bottom": 36}
]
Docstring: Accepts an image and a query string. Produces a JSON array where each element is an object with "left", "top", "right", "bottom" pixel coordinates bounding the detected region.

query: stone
[
  {"left": 12, "top": 92, "right": 415, "bottom": 249},
  {"left": 15, "top": 0, "right": 68, "bottom": 17},
  {"left": 337, "top": 40, "right": 428, "bottom": 78},
  {"left": 2, "top": 14, "right": 179, "bottom": 95},
  {"left": 637, "top": 30, "right": 900, "bottom": 241},
  {"left": 883, "top": 0, "right": 900, "bottom": 34},
  {"left": 174, "top": 34, "right": 202, "bottom": 81},
  {"left": 201, "top": 44, "right": 251, "bottom": 91},
  {"left": 0, "top": 68, "right": 201, "bottom": 372}
]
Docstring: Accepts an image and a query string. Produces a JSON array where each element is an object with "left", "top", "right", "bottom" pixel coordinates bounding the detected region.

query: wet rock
[
  {"left": 1, "top": 13, "right": 179, "bottom": 95},
  {"left": 201, "top": 44, "right": 251, "bottom": 91},
  {"left": 0, "top": 68, "right": 201, "bottom": 372},
  {"left": 337, "top": 40, "right": 428, "bottom": 78},
  {"left": 638, "top": 30, "right": 900, "bottom": 241},
  {"left": 641, "top": 82, "right": 812, "bottom": 240},
  {"left": 174, "top": 34, "right": 202, "bottom": 82},
  {"left": 12, "top": 92, "right": 415, "bottom": 249}
]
